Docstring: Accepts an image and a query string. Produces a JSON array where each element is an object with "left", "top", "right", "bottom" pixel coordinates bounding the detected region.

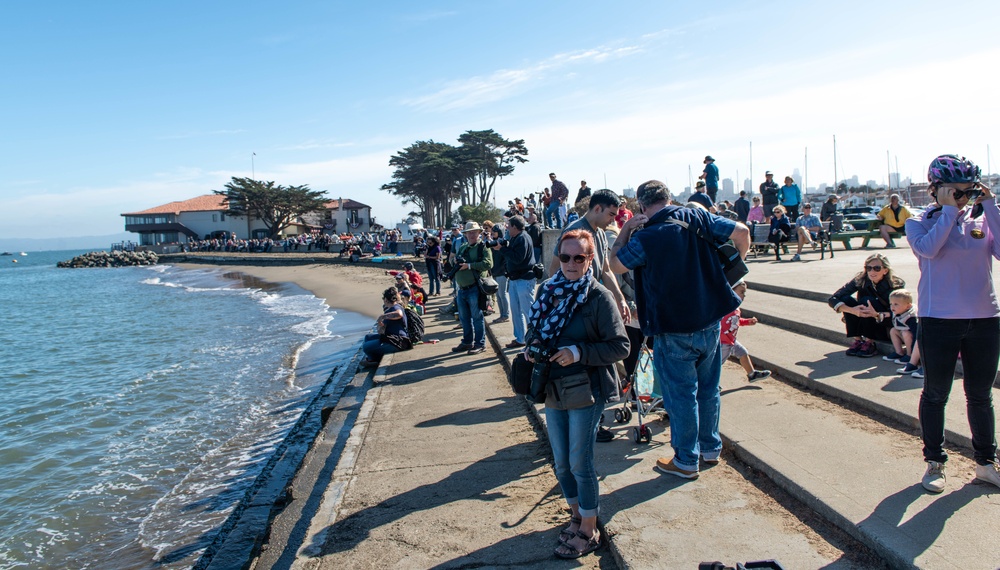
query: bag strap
[{"left": 664, "top": 217, "right": 723, "bottom": 253}]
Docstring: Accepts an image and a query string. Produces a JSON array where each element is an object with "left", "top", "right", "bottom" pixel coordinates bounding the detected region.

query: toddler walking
[{"left": 721, "top": 281, "right": 772, "bottom": 381}]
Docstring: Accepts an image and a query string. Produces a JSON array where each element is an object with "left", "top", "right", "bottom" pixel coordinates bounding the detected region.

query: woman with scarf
[{"left": 524, "top": 229, "right": 629, "bottom": 559}]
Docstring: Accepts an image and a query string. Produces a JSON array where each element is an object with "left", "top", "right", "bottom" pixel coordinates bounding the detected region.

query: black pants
[
  {"left": 918, "top": 317, "right": 999, "bottom": 465},
  {"left": 840, "top": 297, "right": 891, "bottom": 342}
]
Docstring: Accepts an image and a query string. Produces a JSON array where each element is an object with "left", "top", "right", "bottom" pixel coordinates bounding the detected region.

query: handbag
[
  {"left": 509, "top": 352, "right": 533, "bottom": 395},
  {"left": 477, "top": 275, "right": 500, "bottom": 295},
  {"left": 666, "top": 218, "right": 749, "bottom": 286},
  {"left": 544, "top": 371, "right": 596, "bottom": 410}
]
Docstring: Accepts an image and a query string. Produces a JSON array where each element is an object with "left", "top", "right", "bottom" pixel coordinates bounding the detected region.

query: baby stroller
[{"left": 613, "top": 343, "right": 664, "bottom": 444}]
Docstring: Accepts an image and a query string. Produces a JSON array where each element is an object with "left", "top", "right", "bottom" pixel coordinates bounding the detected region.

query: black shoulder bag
[{"left": 665, "top": 218, "right": 749, "bottom": 286}]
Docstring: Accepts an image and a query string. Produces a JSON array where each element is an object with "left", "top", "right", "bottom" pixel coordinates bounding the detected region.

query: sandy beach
[{"left": 177, "top": 262, "right": 394, "bottom": 319}]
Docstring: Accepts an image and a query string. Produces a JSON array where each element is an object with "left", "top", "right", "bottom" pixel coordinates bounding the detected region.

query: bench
[
  {"left": 750, "top": 221, "right": 833, "bottom": 260},
  {"left": 828, "top": 222, "right": 905, "bottom": 250}
]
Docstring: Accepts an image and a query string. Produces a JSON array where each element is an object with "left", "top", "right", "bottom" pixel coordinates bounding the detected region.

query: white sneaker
[
  {"left": 975, "top": 462, "right": 1000, "bottom": 489},
  {"left": 922, "top": 461, "right": 946, "bottom": 493}
]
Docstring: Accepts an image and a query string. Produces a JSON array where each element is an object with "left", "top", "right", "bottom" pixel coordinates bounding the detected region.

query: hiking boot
[
  {"left": 451, "top": 343, "right": 473, "bottom": 353},
  {"left": 883, "top": 352, "right": 904, "bottom": 362},
  {"left": 857, "top": 340, "right": 878, "bottom": 357},
  {"left": 748, "top": 369, "right": 772, "bottom": 381},
  {"left": 922, "top": 461, "right": 946, "bottom": 493},
  {"left": 974, "top": 461, "right": 1000, "bottom": 489},
  {"left": 467, "top": 345, "right": 486, "bottom": 355},
  {"left": 911, "top": 367, "right": 924, "bottom": 379},
  {"left": 896, "top": 363, "right": 919, "bottom": 375},
  {"left": 791, "top": 254, "right": 801, "bottom": 262},
  {"left": 845, "top": 339, "right": 864, "bottom": 356},
  {"left": 654, "top": 457, "right": 699, "bottom": 479}
]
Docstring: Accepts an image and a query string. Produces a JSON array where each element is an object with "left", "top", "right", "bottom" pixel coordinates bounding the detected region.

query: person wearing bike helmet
[{"left": 907, "top": 154, "right": 1000, "bottom": 493}]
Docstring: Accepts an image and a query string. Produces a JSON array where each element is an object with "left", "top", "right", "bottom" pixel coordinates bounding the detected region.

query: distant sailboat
[{"left": 19, "top": 252, "right": 27, "bottom": 256}]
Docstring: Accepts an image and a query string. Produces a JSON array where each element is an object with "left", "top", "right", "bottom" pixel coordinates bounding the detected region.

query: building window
[{"left": 212, "top": 214, "right": 218, "bottom": 222}]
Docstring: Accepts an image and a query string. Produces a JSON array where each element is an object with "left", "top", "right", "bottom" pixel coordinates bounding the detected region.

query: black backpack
[{"left": 404, "top": 306, "right": 425, "bottom": 342}]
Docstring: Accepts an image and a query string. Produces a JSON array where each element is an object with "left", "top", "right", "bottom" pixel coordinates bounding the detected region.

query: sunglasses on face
[
  {"left": 865, "top": 265, "right": 883, "bottom": 272},
  {"left": 942, "top": 186, "right": 983, "bottom": 201},
  {"left": 558, "top": 253, "right": 590, "bottom": 264}
]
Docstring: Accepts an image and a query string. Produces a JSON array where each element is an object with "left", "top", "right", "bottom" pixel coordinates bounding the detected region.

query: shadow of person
[
  {"left": 426, "top": 527, "right": 618, "bottom": 569},
  {"left": 881, "top": 373, "right": 923, "bottom": 392},
  {"left": 303, "top": 438, "right": 553, "bottom": 557},
  {"left": 858, "top": 481, "right": 990, "bottom": 565},
  {"left": 414, "top": 400, "right": 513, "bottom": 428}
]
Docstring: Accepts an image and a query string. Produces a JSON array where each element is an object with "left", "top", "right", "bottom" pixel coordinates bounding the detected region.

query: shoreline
[{"left": 174, "top": 262, "right": 388, "bottom": 319}]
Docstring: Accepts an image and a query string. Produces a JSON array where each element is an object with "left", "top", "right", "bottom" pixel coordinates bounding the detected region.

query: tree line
[{"left": 380, "top": 129, "right": 529, "bottom": 228}]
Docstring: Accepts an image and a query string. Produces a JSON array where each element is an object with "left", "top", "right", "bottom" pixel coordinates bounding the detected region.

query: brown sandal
[
  {"left": 557, "top": 516, "right": 581, "bottom": 544},
  {"left": 554, "top": 529, "right": 603, "bottom": 559}
]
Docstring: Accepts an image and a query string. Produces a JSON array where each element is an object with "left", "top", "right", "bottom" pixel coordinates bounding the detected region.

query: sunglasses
[
  {"left": 942, "top": 186, "right": 983, "bottom": 201},
  {"left": 865, "top": 265, "right": 884, "bottom": 272},
  {"left": 558, "top": 253, "right": 590, "bottom": 264}
]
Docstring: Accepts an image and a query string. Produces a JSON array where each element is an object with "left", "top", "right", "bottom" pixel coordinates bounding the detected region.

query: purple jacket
[{"left": 906, "top": 198, "right": 1000, "bottom": 319}]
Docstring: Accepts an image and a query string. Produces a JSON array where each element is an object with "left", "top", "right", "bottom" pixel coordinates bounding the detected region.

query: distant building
[
  {"left": 722, "top": 178, "right": 734, "bottom": 195},
  {"left": 122, "top": 195, "right": 373, "bottom": 248}
]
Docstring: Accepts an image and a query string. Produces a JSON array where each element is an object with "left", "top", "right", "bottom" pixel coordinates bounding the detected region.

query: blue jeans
[
  {"left": 494, "top": 275, "right": 510, "bottom": 319},
  {"left": 425, "top": 261, "right": 441, "bottom": 295},
  {"left": 362, "top": 333, "right": 404, "bottom": 360},
  {"left": 653, "top": 322, "right": 723, "bottom": 471},
  {"left": 508, "top": 277, "right": 536, "bottom": 343},
  {"left": 545, "top": 202, "right": 562, "bottom": 229},
  {"left": 456, "top": 287, "right": 485, "bottom": 347},
  {"left": 545, "top": 400, "right": 605, "bottom": 518},
  {"left": 918, "top": 317, "right": 999, "bottom": 465}
]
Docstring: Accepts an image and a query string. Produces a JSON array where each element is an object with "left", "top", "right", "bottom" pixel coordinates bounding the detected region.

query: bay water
[{"left": 0, "top": 251, "right": 372, "bottom": 568}]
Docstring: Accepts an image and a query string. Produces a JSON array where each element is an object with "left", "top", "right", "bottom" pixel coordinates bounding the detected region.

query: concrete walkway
[{"left": 253, "top": 239, "right": 1000, "bottom": 570}]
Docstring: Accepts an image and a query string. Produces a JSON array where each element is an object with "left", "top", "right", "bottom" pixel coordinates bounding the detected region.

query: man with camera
[
  {"left": 451, "top": 221, "right": 493, "bottom": 355},
  {"left": 610, "top": 180, "right": 750, "bottom": 480},
  {"left": 489, "top": 215, "right": 536, "bottom": 349}
]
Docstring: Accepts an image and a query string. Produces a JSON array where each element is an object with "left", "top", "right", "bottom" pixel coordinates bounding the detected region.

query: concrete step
[
  {"left": 737, "top": 322, "right": 996, "bottom": 453},
  {"left": 485, "top": 319, "right": 883, "bottom": 568},
  {"left": 738, "top": 285, "right": 851, "bottom": 347},
  {"left": 719, "top": 363, "right": 1000, "bottom": 570}
]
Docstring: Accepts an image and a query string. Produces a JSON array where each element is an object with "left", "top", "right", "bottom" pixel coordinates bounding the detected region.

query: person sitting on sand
[{"left": 360, "top": 287, "right": 412, "bottom": 367}]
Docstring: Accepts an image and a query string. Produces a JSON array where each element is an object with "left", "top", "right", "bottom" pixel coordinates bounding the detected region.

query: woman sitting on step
[{"left": 827, "top": 253, "right": 905, "bottom": 358}]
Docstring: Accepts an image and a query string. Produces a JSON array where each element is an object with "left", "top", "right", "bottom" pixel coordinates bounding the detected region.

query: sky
[{"left": 2, "top": 0, "right": 999, "bottom": 239}]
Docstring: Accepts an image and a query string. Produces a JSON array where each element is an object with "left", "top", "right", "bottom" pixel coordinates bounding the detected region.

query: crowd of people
[{"left": 353, "top": 155, "right": 1000, "bottom": 559}]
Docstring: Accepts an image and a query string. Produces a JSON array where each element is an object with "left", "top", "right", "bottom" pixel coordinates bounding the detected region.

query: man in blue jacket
[{"left": 610, "top": 180, "right": 749, "bottom": 480}]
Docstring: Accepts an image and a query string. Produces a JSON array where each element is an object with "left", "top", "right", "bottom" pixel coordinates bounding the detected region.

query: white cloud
[{"left": 400, "top": 41, "right": 645, "bottom": 112}]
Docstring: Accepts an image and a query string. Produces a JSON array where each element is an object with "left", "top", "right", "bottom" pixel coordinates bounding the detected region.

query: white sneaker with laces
[
  {"left": 975, "top": 462, "right": 1000, "bottom": 489},
  {"left": 922, "top": 461, "right": 946, "bottom": 493}
]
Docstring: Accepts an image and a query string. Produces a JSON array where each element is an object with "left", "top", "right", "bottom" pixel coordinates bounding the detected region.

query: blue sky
[{"left": 3, "top": 1, "right": 998, "bottom": 238}]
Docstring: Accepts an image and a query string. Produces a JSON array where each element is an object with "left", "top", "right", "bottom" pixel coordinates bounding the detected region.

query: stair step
[
  {"left": 737, "top": 322, "right": 999, "bottom": 453},
  {"left": 720, "top": 363, "right": 999, "bottom": 569}
]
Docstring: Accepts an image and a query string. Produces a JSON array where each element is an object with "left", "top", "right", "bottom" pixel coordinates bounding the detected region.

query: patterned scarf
[{"left": 528, "top": 267, "right": 595, "bottom": 348}]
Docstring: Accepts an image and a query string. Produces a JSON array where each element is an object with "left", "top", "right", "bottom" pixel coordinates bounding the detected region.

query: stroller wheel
[
  {"left": 640, "top": 425, "right": 652, "bottom": 443},
  {"left": 623, "top": 407, "right": 633, "bottom": 423},
  {"left": 632, "top": 426, "right": 644, "bottom": 444},
  {"left": 613, "top": 409, "right": 627, "bottom": 424}
]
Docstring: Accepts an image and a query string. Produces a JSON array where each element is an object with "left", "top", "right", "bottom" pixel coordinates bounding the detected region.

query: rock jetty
[{"left": 57, "top": 250, "right": 159, "bottom": 268}]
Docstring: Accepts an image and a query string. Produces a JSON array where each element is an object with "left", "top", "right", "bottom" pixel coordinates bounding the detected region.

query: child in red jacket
[{"left": 721, "top": 281, "right": 772, "bottom": 381}]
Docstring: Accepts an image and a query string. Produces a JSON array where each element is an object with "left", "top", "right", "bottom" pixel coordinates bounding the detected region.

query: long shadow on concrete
[{"left": 302, "top": 439, "right": 554, "bottom": 557}]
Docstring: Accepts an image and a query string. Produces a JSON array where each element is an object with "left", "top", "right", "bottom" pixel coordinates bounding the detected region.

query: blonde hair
[{"left": 890, "top": 289, "right": 913, "bottom": 304}]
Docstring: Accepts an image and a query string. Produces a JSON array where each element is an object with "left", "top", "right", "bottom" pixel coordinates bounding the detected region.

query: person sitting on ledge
[
  {"left": 360, "top": 287, "right": 412, "bottom": 367},
  {"left": 828, "top": 253, "right": 904, "bottom": 358}
]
